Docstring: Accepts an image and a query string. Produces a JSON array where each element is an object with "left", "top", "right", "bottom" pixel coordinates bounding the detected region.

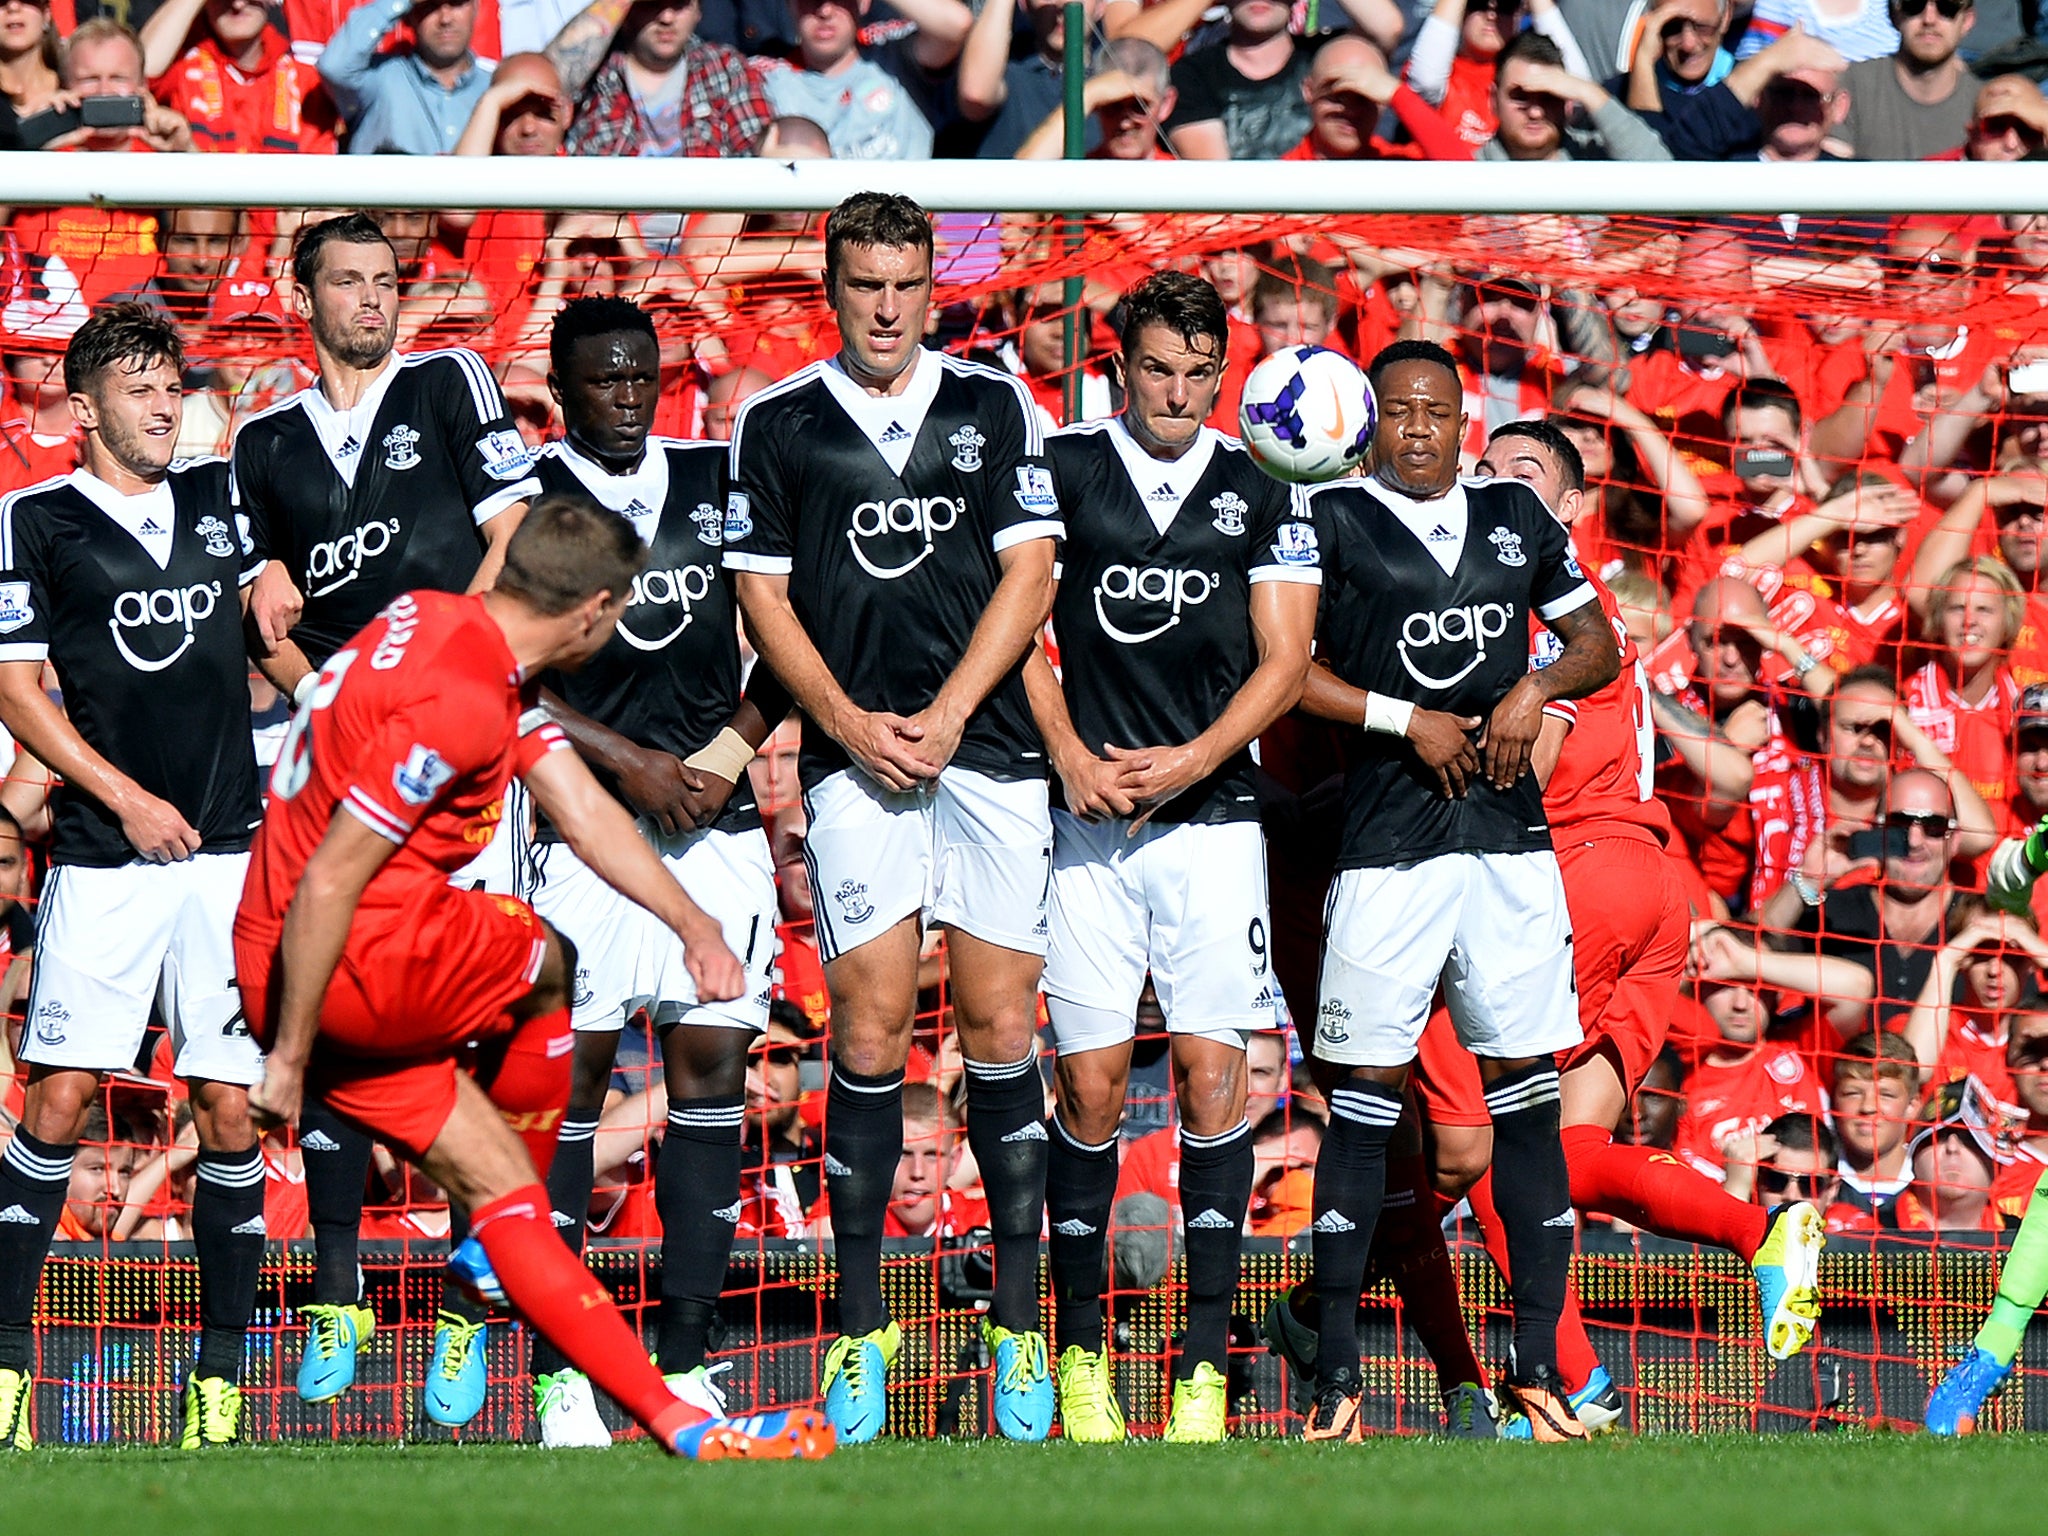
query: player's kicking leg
[
  {"left": 293, "top": 1106, "right": 378, "bottom": 1405},
  {"left": 1927, "top": 1161, "right": 2048, "bottom": 1433}
]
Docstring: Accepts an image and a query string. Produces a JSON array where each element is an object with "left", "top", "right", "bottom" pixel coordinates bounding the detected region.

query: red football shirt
[
  {"left": 1673, "top": 1043, "right": 1827, "bottom": 1174},
  {"left": 240, "top": 590, "right": 566, "bottom": 933},
  {"left": 1902, "top": 660, "right": 2019, "bottom": 828}
]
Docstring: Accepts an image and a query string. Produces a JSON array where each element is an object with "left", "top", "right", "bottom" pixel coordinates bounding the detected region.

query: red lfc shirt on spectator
[
  {"left": 1863, "top": 328, "right": 2007, "bottom": 461},
  {"left": 1426, "top": 51, "right": 1495, "bottom": 150},
  {"left": 882, "top": 1187, "right": 989, "bottom": 1239},
  {"left": 1114, "top": 1125, "right": 1178, "bottom": 1205},
  {"left": 1758, "top": 320, "right": 1869, "bottom": 423},
  {"left": 1674, "top": 1040, "right": 1828, "bottom": 1175},
  {"left": 0, "top": 418, "right": 74, "bottom": 494},
  {"left": 445, "top": 208, "right": 546, "bottom": 351},
  {"left": 1279, "top": 83, "right": 1474, "bottom": 162},
  {"left": 1992, "top": 1140, "right": 2048, "bottom": 1219},
  {"left": 3, "top": 202, "right": 160, "bottom": 338},
  {"left": 1627, "top": 351, "right": 1741, "bottom": 472},
  {"left": 2006, "top": 595, "right": 2048, "bottom": 690},
  {"left": 1933, "top": 1016, "right": 2022, "bottom": 1119},
  {"left": 1903, "top": 660, "right": 2019, "bottom": 821},
  {"left": 155, "top": 29, "right": 339, "bottom": 153}
]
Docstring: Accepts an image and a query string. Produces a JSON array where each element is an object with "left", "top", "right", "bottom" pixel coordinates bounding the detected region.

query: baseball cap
[
  {"left": 2019, "top": 683, "right": 2048, "bottom": 738},
  {"left": 206, "top": 274, "right": 289, "bottom": 330},
  {"left": 1907, "top": 1074, "right": 2010, "bottom": 1166}
]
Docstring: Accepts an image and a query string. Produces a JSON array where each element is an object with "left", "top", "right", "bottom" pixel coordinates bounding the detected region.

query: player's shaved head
[{"left": 496, "top": 493, "right": 648, "bottom": 615}]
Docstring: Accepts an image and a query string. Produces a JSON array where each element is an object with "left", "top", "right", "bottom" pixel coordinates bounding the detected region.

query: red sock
[
  {"left": 478, "top": 1007, "right": 573, "bottom": 1180},
  {"left": 1560, "top": 1123, "right": 1769, "bottom": 1262},
  {"left": 472, "top": 1184, "right": 698, "bottom": 1440},
  {"left": 1371, "top": 1154, "right": 1487, "bottom": 1392},
  {"left": 1465, "top": 1168, "right": 1601, "bottom": 1393}
]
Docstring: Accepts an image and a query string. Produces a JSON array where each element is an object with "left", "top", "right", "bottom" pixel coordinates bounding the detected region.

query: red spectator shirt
[
  {"left": 1114, "top": 1125, "right": 1177, "bottom": 1205},
  {"left": 1746, "top": 746, "right": 1830, "bottom": 912},
  {"left": 239, "top": 591, "right": 568, "bottom": 936},
  {"left": 884, "top": 1188, "right": 990, "bottom": 1239},
  {"left": 1626, "top": 351, "right": 1741, "bottom": 475},
  {"left": 0, "top": 420, "right": 74, "bottom": 494},
  {"left": 3, "top": 193, "right": 160, "bottom": 338},
  {"left": 1419, "top": 52, "right": 1495, "bottom": 150},
  {"left": 1992, "top": 1140, "right": 2048, "bottom": 1219},
  {"left": 2005, "top": 594, "right": 2048, "bottom": 691},
  {"left": 1279, "top": 83, "right": 1473, "bottom": 163},
  {"left": 1674, "top": 1042, "right": 1827, "bottom": 1174},
  {"left": 281, "top": 0, "right": 501, "bottom": 63},
  {"left": 1902, "top": 660, "right": 2020, "bottom": 827},
  {"left": 1931, "top": 1015, "right": 2022, "bottom": 1120},
  {"left": 154, "top": 29, "right": 338, "bottom": 153}
]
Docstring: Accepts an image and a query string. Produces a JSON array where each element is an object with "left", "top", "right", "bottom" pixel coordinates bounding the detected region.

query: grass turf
[{"left": 12, "top": 1435, "right": 2046, "bottom": 1536}]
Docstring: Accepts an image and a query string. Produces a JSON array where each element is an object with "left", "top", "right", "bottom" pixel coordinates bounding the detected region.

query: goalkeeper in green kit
[{"left": 1926, "top": 820, "right": 2048, "bottom": 1433}]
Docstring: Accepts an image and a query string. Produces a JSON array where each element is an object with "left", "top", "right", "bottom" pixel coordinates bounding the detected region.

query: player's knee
[
  {"left": 1429, "top": 1141, "right": 1491, "bottom": 1200},
  {"left": 1174, "top": 1057, "right": 1246, "bottom": 1140},
  {"left": 1053, "top": 1053, "right": 1126, "bottom": 1143},
  {"left": 188, "top": 1079, "right": 259, "bottom": 1154},
  {"left": 661, "top": 1023, "right": 749, "bottom": 1101},
  {"left": 21, "top": 1067, "right": 99, "bottom": 1145}
]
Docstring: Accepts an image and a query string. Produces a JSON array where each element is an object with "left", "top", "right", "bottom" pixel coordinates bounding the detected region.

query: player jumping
[
  {"left": 726, "top": 192, "right": 1062, "bottom": 1443},
  {"left": 1024, "top": 271, "right": 1320, "bottom": 1443},
  {"left": 1296, "top": 341, "right": 1619, "bottom": 1443},
  {"left": 232, "top": 494, "right": 832, "bottom": 1460}
]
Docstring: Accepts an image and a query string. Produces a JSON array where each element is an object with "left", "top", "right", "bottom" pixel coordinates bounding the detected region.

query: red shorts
[
  {"left": 1411, "top": 836, "right": 1687, "bottom": 1128},
  {"left": 235, "top": 882, "right": 551, "bottom": 1156}
]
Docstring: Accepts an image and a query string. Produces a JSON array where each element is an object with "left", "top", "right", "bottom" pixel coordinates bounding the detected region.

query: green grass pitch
[{"left": 13, "top": 1436, "right": 2045, "bottom": 1536}]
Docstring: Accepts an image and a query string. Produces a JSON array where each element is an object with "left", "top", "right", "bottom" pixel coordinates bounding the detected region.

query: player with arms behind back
[
  {"left": 0, "top": 304, "right": 269, "bottom": 1450},
  {"left": 232, "top": 496, "right": 832, "bottom": 1461},
  {"left": 520, "top": 297, "right": 792, "bottom": 1446},
  {"left": 1021, "top": 271, "right": 1321, "bottom": 1444},
  {"left": 1297, "top": 340, "right": 1619, "bottom": 1443},
  {"left": 725, "top": 192, "right": 1063, "bottom": 1443}
]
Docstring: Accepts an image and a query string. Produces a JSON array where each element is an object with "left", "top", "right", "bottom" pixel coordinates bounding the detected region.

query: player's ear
[
  {"left": 67, "top": 390, "right": 98, "bottom": 433},
  {"left": 546, "top": 370, "right": 564, "bottom": 408}
]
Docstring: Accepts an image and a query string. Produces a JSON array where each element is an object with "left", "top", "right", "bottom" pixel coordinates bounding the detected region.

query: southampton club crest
[
  {"left": 382, "top": 423, "right": 423, "bottom": 472},
  {"left": 690, "top": 502, "right": 723, "bottom": 545},
  {"left": 949, "top": 424, "right": 986, "bottom": 473},
  {"left": 196, "top": 515, "right": 235, "bottom": 558},
  {"left": 834, "top": 879, "right": 875, "bottom": 924},
  {"left": 1489, "top": 526, "right": 1527, "bottom": 567},
  {"left": 1210, "top": 491, "right": 1248, "bottom": 536}
]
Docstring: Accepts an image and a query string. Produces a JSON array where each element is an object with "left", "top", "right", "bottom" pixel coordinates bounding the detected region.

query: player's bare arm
[
  {"left": 248, "top": 559, "right": 305, "bottom": 653},
  {"left": 1109, "top": 579, "right": 1318, "bottom": 832},
  {"left": 0, "top": 660, "right": 200, "bottom": 861},
  {"left": 901, "top": 537, "right": 1057, "bottom": 773},
  {"left": 541, "top": 679, "right": 784, "bottom": 835},
  {"left": 1481, "top": 596, "right": 1619, "bottom": 790},
  {"left": 1022, "top": 648, "right": 1136, "bottom": 821},
  {"left": 1300, "top": 657, "right": 1480, "bottom": 800},
  {"left": 468, "top": 501, "right": 530, "bottom": 594},
  {"left": 240, "top": 582, "right": 315, "bottom": 697},
  {"left": 733, "top": 571, "right": 935, "bottom": 791},
  {"left": 522, "top": 743, "right": 744, "bottom": 1002},
  {"left": 1531, "top": 712, "right": 1571, "bottom": 789}
]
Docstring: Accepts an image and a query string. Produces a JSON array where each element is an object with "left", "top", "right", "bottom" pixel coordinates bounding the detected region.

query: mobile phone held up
[{"left": 16, "top": 94, "right": 145, "bottom": 148}]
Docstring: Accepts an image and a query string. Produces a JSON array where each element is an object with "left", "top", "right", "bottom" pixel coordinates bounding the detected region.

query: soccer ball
[{"left": 1237, "top": 345, "right": 1377, "bottom": 485}]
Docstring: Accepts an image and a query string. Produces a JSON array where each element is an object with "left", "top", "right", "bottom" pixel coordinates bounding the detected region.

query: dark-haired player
[
  {"left": 1022, "top": 271, "right": 1318, "bottom": 1444},
  {"left": 0, "top": 305, "right": 267, "bottom": 1448},
  {"left": 231, "top": 210, "right": 542, "bottom": 1424},
  {"left": 232, "top": 496, "right": 831, "bottom": 1461},
  {"left": 725, "top": 192, "right": 1062, "bottom": 1443},
  {"left": 1297, "top": 340, "right": 1618, "bottom": 1443},
  {"left": 520, "top": 296, "right": 791, "bottom": 1446}
]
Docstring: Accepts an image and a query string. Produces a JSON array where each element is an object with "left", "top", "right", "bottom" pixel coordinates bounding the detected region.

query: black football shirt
[
  {"left": 532, "top": 437, "right": 758, "bottom": 837},
  {"left": 1046, "top": 419, "right": 1319, "bottom": 825},
  {"left": 231, "top": 348, "right": 542, "bottom": 666},
  {"left": 0, "top": 462, "right": 262, "bottom": 866},
  {"left": 723, "top": 348, "right": 1062, "bottom": 789},
  {"left": 1309, "top": 474, "right": 1597, "bottom": 870}
]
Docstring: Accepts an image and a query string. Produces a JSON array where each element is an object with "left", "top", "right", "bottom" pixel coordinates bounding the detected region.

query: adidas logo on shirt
[
  {"left": 1148, "top": 482, "right": 1177, "bottom": 502},
  {"left": 1052, "top": 1218, "right": 1098, "bottom": 1237},
  {"left": 1185, "top": 1208, "right": 1235, "bottom": 1230},
  {"left": 1310, "top": 1210, "right": 1357, "bottom": 1234},
  {"left": 879, "top": 421, "right": 910, "bottom": 444},
  {"left": 0, "top": 1204, "right": 36, "bottom": 1224},
  {"left": 338, "top": 436, "right": 361, "bottom": 458},
  {"left": 139, "top": 518, "right": 164, "bottom": 534},
  {"left": 301, "top": 1131, "right": 341, "bottom": 1152},
  {"left": 1427, "top": 524, "right": 1456, "bottom": 542},
  {"left": 1000, "top": 1122, "right": 1048, "bottom": 1143}
]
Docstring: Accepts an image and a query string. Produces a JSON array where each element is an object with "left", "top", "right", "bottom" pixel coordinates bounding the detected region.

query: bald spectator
[
  {"left": 1014, "top": 36, "right": 1174, "bottom": 159},
  {"left": 758, "top": 112, "right": 830, "bottom": 155},
  {"left": 1838, "top": 0, "right": 1977, "bottom": 157},
  {"left": 702, "top": 365, "right": 772, "bottom": 441},
  {"left": 140, "top": 0, "right": 338, "bottom": 152},
  {"left": 1287, "top": 34, "right": 1471, "bottom": 159},
  {"left": 451, "top": 48, "right": 572, "bottom": 154},
  {"left": 1481, "top": 31, "right": 1672, "bottom": 159},
  {"left": 547, "top": 0, "right": 770, "bottom": 156},
  {"left": 1950, "top": 73, "right": 2048, "bottom": 158},
  {"left": 1751, "top": 56, "right": 1848, "bottom": 156},
  {"left": 319, "top": 0, "right": 490, "bottom": 153}
]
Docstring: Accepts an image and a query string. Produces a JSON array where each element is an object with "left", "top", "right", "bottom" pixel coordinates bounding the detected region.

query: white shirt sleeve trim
[
  {"left": 473, "top": 480, "right": 539, "bottom": 526},
  {"left": 721, "top": 552, "right": 794, "bottom": 575},
  {"left": 0, "top": 643, "right": 47, "bottom": 663},
  {"left": 992, "top": 520, "right": 1063, "bottom": 553},
  {"left": 1248, "top": 566, "right": 1323, "bottom": 586},
  {"left": 1536, "top": 583, "right": 1598, "bottom": 622}
]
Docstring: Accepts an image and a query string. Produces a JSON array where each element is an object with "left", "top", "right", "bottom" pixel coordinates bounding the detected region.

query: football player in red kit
[{"left": 233, "top": 495, "right": 832, "bottom": 1460}]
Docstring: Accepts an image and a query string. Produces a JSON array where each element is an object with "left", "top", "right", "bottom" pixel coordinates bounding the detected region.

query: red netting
[{"left": 4, "top": 199, "right": 2048, "bottom": 1442}]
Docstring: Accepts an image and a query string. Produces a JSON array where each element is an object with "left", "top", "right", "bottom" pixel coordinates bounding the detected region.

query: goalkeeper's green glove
[{"left": 1987, "top": 818, "right": 2048, "bottom": 916}]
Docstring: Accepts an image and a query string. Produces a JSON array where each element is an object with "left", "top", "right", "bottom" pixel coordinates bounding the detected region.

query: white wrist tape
[
  {"left": 291, "top": 671, "right": 319, "bottom": 710},
  {"left": 1364, "top": 692, "right": 1415, "bottom": 739}
]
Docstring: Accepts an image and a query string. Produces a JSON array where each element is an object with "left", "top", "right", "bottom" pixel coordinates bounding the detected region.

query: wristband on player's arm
[
  {"left": 292, "top": 671, "right": 319, "bottom": 710},
  {"left": 1363, "top": 692, "right": 1414, "bottom": 739},
  {"left": 684, "top": 727, "right": 756, "bottom": 784}
]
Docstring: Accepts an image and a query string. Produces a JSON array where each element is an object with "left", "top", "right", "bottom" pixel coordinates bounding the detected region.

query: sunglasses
[
  {"left": 1884, "top": 810, "right": 1954, "bottom": 837},
  {"left": 1975, "top": 114, "right": 2044, "bottom": 140},
  {"left": 1898, "top": 0, "right": 1968, "bottom": 15},
  {"left": 1759, "top": 1167, "right": 1835, "bottom": 1199},
  {"left": 760, "top": 1045, "right": 804, "bottom": 1067}
]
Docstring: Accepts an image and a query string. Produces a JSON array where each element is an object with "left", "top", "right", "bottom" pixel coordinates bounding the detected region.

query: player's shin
[
  {"left": 1482, "top": 1063, "right": 1573, "bottom": 1380},
  {"left": 191, "top": 1144, "right": 267, "bottom": 1385},
  {"left": 1977, "top": 1168, "right": 2048, "bottom": 1366},
  {"left": 1046, "top": 1116, "right": 1119, "bottom": 1352},
  {"left": 654, "top": 1093, "right": 745, "bottom": 1375},
  {"left": 1560, "top": 1122, "right": 1768, "bottom": 1259},
  {"left": 530, "top": 1115, "right": 598, "bottom": 1381},
  {"left": 1373, "top": 1154, "right": 1487, "bottom": 1394},
  {"left": 298, "top": 1103, "right": 374, "bottom": 1306},
  {"left": 1310, "top": 1079, "right": 1404, "bottom": 1386},
  {"left": 963, "top": 1053, "right": 1049, "bottom": 1333},
  {"left": 1465, "top": 1169, "right": 1602, "bottom": 1393},
  {"left": 824, "top": 1061, "right": 905, "bottom": 1336},
  {"left": 1177, "top": 1120, "right": 1253, "bottom": 1377},
  {"left": 0, "top": 1129, "right": 76, "bottom": 1373}
]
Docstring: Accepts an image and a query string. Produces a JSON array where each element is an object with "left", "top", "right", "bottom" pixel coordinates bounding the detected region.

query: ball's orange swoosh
[{"left": 1319, "top": 378, "right": 1348, "bottom": 442}]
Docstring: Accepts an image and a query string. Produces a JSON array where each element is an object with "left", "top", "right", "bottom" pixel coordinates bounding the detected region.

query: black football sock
[
  {"left": 439, "top": 1202, "right": 487, "bottom": 1326},
  {"left": 531, "top": 1111, "right": 599, "bottom": 1377},
  {"left": 298, "top": 1103, "right": 372, "bottom": 1306},
  {"left": 192, "top": 1146, "right": 266, "bottom": 1385},
  {"left": 1485, "top": 1061, "right": 1572, "bottom": 1380},
  {"left": 963, "top": 1053, "right": 1049, "bottom": 1334},
  {"left": 1310, "top": 1079, "right": 1403, "bottom": 1387},
  {"left": 654, "top": 1093, "right": 745, "bottom": 1376},
  {"left": 1176, "top": 1119, "right": 1254, "bottom": 1380},
  {"left": 825, "top": 1061, "right": 903, "bottom": 1338},
  {"left": 1046, "top": 1115, "right": 1119, "bottom": 1354},
  {"left": 0, "top": 1130, "right": 75, "bottom": 1372}
]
